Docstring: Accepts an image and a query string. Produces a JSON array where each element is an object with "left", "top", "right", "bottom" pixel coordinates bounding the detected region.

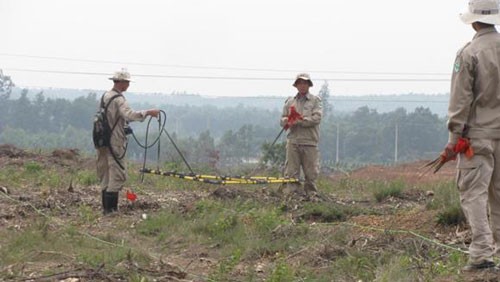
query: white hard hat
[
  {"left": 460, "top": 0, "right": 500, "bottom": 25},
  {"left": 109, "top": 68, "right": 132, "bottom": 82}
]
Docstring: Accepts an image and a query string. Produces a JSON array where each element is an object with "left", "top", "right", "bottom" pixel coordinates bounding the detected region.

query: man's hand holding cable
[{"left": 145, "top": 109, "right": 160, "bottom": 118}]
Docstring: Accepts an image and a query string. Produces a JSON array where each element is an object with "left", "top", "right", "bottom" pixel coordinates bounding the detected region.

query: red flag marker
[{"left": 126, "top": 190, "right": 137, "bottom": 202}]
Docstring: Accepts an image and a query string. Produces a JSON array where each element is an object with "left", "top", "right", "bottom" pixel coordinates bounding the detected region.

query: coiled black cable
[{"left": 130, "top": 110, "right": 195, "bottom": 182}]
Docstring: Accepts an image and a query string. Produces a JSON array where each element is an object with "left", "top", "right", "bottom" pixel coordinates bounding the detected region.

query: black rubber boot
[
  {"left": 101, "top": 190, "right": 107, "bottom": 212},
  {"left": 103, "top": 192, "right": 118, "bottom": 215}
]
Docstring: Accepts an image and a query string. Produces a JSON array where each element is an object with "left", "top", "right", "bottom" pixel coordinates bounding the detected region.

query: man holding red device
[{"left": 280, "top": 73, "right": 323, "bottom": 199}]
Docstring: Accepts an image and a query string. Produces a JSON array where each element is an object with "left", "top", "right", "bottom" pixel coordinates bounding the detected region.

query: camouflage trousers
[{"left": 96, "top": 147, "right": 127, "bottom": 193}]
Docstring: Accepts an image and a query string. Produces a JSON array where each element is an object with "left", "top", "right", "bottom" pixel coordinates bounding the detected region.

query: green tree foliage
[
  {"left": 71, "top": 93, "right": 99, "bottom": 129},
  {"left": 1, "top": 125, "right": 92, "bottom": 151},
  {"left": 401, "top": 107, "right": 445, "bottom": 160},
  {"left": 0, "top": 87, "right": 448, "bottom": 168},
  {"left": 261, "top": 142, "right": 286, "bottom": 167},
  {"left": 342, "top": 107, "right": 385, "bottom": 162},
  {"left": 13, "top": 90, "right": 34, "bottom": 131},
  {"left": 0, "top": 70, "right": 14, "bottom": 100},
  {"left": 0, "top": 71, "right": 15, "bottom": 133},
  {"left": 193, "top": 130, "right": 216, "bottom": 164},
  {"left": 318, "top": 81, "right": 332, "bottom": 118},
  {"left": 316, "top": 105, "right": 448, "bottom": 165},
  {"left": 217, "top": 130, "right": 241, "bottom": 165},
  {"left": 236, "top": 124, "right": 255, "bottom": 162}
]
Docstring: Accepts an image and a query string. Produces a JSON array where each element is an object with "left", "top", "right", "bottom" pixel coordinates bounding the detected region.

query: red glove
[
  {"left": 454, "top": 137, "right": 474, "bottom": 158},
  {"left": 421, "top": 137, "right": 474, "bottom": 175},
  {"left": 440, "top": 137, "right": 474, "bottom": 163},
  {"left": 284, "top": 106, "right": 303, "bottom": 130}
]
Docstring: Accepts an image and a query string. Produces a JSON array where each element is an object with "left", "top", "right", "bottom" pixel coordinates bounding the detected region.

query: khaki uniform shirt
[
  {"left": 448, "top": 27, "right": 500, "bottom": 143},
  {"left": 103, "top": 89, "right": 147, "bottom": 150},
  {"left": 280, "top": 92, "right": 322, "bottom": 146}
]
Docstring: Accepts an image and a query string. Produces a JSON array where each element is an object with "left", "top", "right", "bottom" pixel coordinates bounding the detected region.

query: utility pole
[
  {"left": 394, "top": 123, "right": 399, "bottom": 163},
  {"left": 206, "top": 115, "right": 210, "bottom": 132},
  {"left": 336, "top": 123, "right": 340, "bottom": 164}
]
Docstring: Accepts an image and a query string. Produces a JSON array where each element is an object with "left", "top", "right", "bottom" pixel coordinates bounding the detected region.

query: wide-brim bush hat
[
  {"left": 293, "top": 73, "right": 313, "bottom": 87},
  {"left": 109, "top": 69, "right": 132, "bottom": 82},
  {"left": 460, "top": 0, "right": 500, "bottom": 25}
]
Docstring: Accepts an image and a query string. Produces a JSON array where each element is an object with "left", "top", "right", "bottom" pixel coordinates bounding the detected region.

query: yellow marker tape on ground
[{"left": 140, "top": 168, "right": 299, "bottom": 185}]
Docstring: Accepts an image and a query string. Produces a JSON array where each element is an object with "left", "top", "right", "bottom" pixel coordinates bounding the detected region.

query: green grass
[
  {"left": 24, "top": 161, "right": 43, "bottom": 173},
  {"left": 372, "top": 180, "right": 405, "bottom": 202},
  {"left": 76, "top": 170, "right": 99, "bottom": 186},
  {"left": 0, "top": 162, "right": 71, "bottom": 189},
  {"left": 76, "top": 204, "right": 100, "bottom": 224},
  {"left": 136, "top": 211, "right": 181, "bottom": 238},
  {"left": 331, "top": 251, "right": 378, "bottom": 281},
  {"left": 425, "top": 181, "right": 466, "bottom": 226},
  {"left": 328, "top": 178, "right": 374, "bottom": 200},
  {"left": 208, "top": 249, "right": 243, "bottom": 282},
  {"left": 0, "top": 219, "right": 151, "bottom": 274},
  {"left": 300, "top": 202, "right": 348, "bottom": 222},
  {"left": 0, "top": 161, "right": 473, "bottom": 281},
  {"left": 268, "top": 256, "right": 295, "bottom": 282},
  {"left": 436, "top": 205, "right": 466, "bottom": 226}
]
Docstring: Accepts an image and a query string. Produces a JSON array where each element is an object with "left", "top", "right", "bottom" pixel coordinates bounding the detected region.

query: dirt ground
[
  {"left": 331, "top": 159, "right": 456, "bottom": 185},
  {"left": 0, "top": 144, "right": 496, "bottom": 281}
]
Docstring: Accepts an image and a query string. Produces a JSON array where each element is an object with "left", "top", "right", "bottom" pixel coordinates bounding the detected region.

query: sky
[{"left": 0, "top": 0, "right": 476, "bottom": 97}]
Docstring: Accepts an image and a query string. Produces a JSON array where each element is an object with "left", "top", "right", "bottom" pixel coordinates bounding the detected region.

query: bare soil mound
[{"left": 0, "top": 144, "right": 34, "bottom": 158}]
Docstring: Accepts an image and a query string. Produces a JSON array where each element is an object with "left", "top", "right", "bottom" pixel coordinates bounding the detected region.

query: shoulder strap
[
  {"left": 104, "top": 93, "right": 123, "bottom": 129},
  {"left": 100, "top": 93, "right": 124, "bottom": 130},
  {"left": 101, "top": 93, "right": 123, "bottom": 110},
  {"left": 100, "top": 93, "right": 105, "bottom": 108}
]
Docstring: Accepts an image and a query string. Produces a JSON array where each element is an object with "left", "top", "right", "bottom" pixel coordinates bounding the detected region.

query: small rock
[
  {"left": 0, "top": 186, "right": 9, "bottom": 194},
  {"left": 255, "top": 263, "right": 265, "bottom": 273},
  {"left": 59, "top": 278, "right": 79, "bottom": 282}
]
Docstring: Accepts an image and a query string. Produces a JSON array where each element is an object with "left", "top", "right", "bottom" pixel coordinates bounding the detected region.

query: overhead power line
[
  {"left": 0, "top": 53, "right": 451, "bottom": 76},
  {"left": 331, "top": 98, "right": 448, "bottom": 103},
  {"left": 4, "top": 68, "right": 451, "bottom": 82},
  {"left": 238, "top": 97, "right": 449, "bottom": 103}
]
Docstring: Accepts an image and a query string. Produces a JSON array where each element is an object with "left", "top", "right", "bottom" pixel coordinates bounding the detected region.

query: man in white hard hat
[
  {"left": 443, "top": 0, "right": 500, "bottom": 272},
  {"left": 96, "top": 69, "right": 160, "bottom": 215},
  {"left": 280, "top": 73, "right": 322, "bottom": 200}
]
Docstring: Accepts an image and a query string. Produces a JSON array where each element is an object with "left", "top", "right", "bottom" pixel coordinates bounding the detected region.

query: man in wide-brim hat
[
  {"left": 279, "top": 73, "right": 322, "bottom": 200},
  {"left": 96, "top": 69, "right": 160, "bottom": 215},
  {"left": 444, "top": 0, "right": 500, "bottom": 272}
]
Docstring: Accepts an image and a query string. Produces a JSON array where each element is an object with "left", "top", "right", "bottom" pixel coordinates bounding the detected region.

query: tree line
[{"left": 0, "top": 73, "right": 448, "bottom": 171}]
